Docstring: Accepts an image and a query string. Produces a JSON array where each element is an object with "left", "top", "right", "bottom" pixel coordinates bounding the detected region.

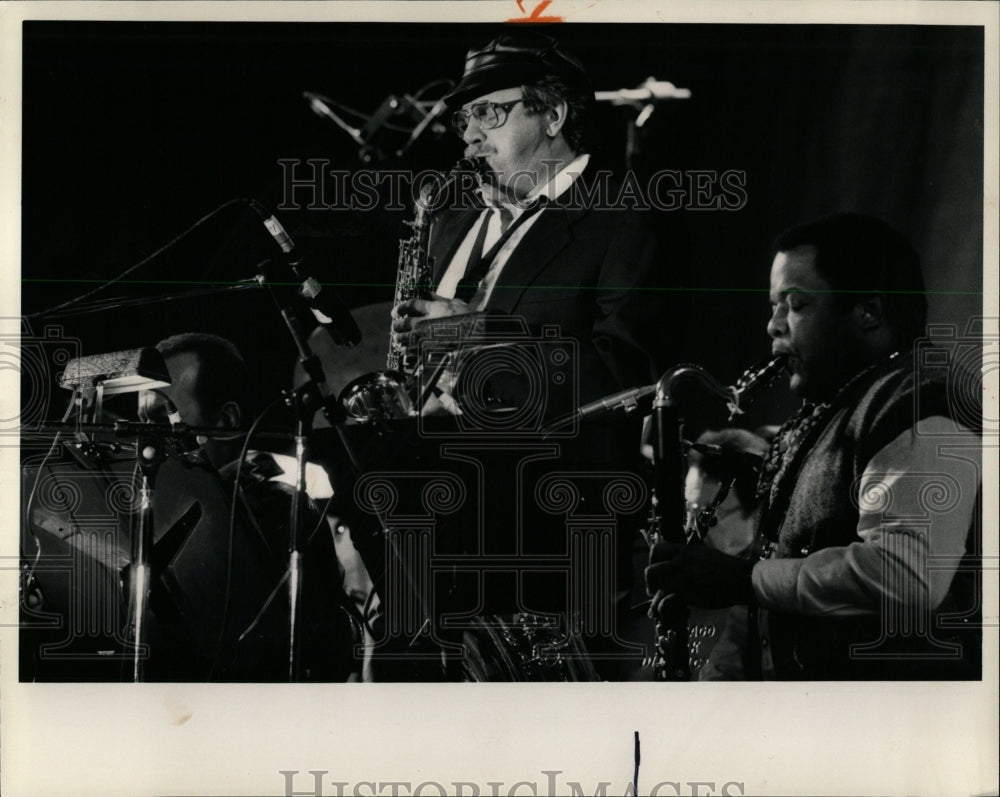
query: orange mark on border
[{"left": 508, "top": 0, "right": 563, "bottom": 23}]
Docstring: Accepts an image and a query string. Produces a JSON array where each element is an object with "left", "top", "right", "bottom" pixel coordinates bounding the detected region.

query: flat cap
[{"left": 443, "top": 32, "right": 590, "bottom": 107}]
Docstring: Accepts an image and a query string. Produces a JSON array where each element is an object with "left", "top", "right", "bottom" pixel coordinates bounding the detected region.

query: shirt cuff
[{"left": 751, "top": 558, "right": 803, "bottom": 611}]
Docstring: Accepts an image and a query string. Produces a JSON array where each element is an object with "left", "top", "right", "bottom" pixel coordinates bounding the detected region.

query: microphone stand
[
  {"left": 262, "top": 271, "right": 329, "bottom": 682},
  {"left": 29, "top": 418, "right": 268, "bottom": 681},
  {"left": 303, "top": 90, "right": 447, "bottom": 164},
  {"left": 259, "top": 264, "right": 437, "bottom": 680},
  {"left": 48, "top": 390, "right": 170, "bottom": 683},
  {"left": 620, "top": 103, "right": 656, "bottom": 173},
  {"left": 303, "top": 91, "right": 368, "bottom": 149},
  {"left": 595, "top": 79, "right": 691, "bottom": 171},
  {"left": 126, "top": 428, "right": 167, "bottom": 682},
  {"left": 256, "top": 256, "right": 445, "bottom": 679}
]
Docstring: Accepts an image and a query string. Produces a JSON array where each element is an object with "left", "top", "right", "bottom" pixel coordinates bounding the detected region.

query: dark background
[{"left": 21, "top": 21, "right": 984, "bottom": 427}]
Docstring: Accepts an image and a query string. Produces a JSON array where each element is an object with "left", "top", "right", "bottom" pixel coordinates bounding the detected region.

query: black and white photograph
[{"left": 1, "top": 1, "right": 996, "bottom": 795}]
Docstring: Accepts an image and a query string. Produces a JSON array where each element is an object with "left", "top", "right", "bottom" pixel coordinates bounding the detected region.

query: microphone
[
  {"left": 542, "top": 383, "right": 655, "bottom": 435},
  {"left": 595, "top": 78, "right": 692, "bottom": 105},
  {"left": 302, "top": 91, "right": 367, "bottom": 147},
  {"left": 577, "top": 384, "right": 656, "bottom": 418},
  {"left": 395, "top": 97, "right": 449, "bottom": 158},
  {"left": 249, "top": 201, "right": 362, "bottom": 347}
]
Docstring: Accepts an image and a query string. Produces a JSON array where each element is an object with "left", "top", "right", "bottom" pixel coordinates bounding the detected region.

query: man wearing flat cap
[
  {"left": 392, "top": 31, "right": 663, "bottom": 427},
  {"left": 384, "top": 33, "right": 668, "bottom": 677}
]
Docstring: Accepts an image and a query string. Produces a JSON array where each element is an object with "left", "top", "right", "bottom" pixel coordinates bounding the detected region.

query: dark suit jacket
[
  {"left": 414, "top": 177, "right": 668, "bottom": 617},
  {"left": 427, "top": 181, "right": 663, "bottom": 416}
]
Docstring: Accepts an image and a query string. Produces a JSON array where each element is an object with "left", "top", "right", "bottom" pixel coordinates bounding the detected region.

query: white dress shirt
[
  {"left": 435, "top": 153, "right": 591, "bottom": 309},
  {"left": 751, "top": 415, "right": 980, "bottom": 616}
]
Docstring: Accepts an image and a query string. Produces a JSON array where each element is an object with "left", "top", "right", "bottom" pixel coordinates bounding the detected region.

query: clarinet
[{"left": 646, "top": 354, "right": 787, "bottom": 680}]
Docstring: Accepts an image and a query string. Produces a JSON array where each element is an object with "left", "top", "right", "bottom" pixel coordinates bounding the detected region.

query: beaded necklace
[{"left": 755, "top": 351, "right": 901, "bottom": 518}]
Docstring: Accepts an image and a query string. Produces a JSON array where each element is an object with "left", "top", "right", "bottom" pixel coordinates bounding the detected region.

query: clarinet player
[{"left": 646, "top": 213, "right": 982, "bottom": 680}]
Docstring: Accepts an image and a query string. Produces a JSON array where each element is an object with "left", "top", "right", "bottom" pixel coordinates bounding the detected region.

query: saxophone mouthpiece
[
  {"left": 760, "top": 352, "right": 789, "bottom": 389},
  {"left": 416, "top": 159, "right": 478, "bottom": 213},
  {"left": 451, "top": 157, "right": 480, "bottom": 173},
  {"left": 760, "top": 352, "right": 789, "bottom": 381},
  {"left": 735, "top": 353, "right": 788, "bottom": 394},
  {"left": 726, "top": 353, "right": 788, "bottom": 420}
]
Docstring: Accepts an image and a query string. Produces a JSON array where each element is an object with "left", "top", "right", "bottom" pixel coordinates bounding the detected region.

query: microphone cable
[
  {"left": 207, "top": 394, "right": 283, "bottom": 680},
  {"left": 26, "top": 198, "right": 252, "bottom": 321}
]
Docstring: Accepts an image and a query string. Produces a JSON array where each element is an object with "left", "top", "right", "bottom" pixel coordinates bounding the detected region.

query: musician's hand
[
  {"left": 645, "top": 542, "right": 756, "bottom": 610},
  {"left": 391, "top": 297, "right": 472, "bottom": 348}
]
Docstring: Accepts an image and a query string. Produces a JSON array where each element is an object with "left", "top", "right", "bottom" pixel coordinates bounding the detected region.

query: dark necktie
[{"left": 454, "top": 199, "right": 545, "bottom": 302}]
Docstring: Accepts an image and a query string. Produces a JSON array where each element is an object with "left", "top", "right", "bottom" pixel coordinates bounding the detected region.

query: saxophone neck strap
[{"left": 454, "top": 198, "right": 548, "bottom": 301}]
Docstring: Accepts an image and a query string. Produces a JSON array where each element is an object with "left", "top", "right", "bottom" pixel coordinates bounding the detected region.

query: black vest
[{"left": 750, "top": 355, "right": 982, "bottom": 679}]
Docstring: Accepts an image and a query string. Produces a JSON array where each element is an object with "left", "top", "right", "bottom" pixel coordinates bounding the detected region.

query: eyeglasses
[{"left": 451, "top": 98, "right": 526, "bottom": 136}]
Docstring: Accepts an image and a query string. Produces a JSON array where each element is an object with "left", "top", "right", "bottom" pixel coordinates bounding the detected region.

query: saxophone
[
  {"left": 645, "top": 353, "right": 787, "bottom": 680},
  {"left": 340, "top": 158, "right": 481, "bottom": 422}
]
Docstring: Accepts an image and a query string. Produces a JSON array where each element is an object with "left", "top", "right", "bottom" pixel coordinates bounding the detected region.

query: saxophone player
[
  {"left": 384, "top": 32, "right": 669, "bottom": 676},
  {"left": 390, "top": 31, "right": 664, "bottom": 423}
]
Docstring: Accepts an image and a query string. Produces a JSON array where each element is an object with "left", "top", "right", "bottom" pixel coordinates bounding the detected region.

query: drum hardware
[
  {"left": 121, "top": 429, "right": 168, "bottom": 681},
  {"left": 23, "top": 411, "right": 348, "bottom": 682},
  {"left": 462, "top": 613, "right": 599, "bottom": 682}
]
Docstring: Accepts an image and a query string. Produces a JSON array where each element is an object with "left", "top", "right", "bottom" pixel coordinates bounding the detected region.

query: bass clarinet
[{"left": 645, "top": 353, "right": 787, "bottom": 680}]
